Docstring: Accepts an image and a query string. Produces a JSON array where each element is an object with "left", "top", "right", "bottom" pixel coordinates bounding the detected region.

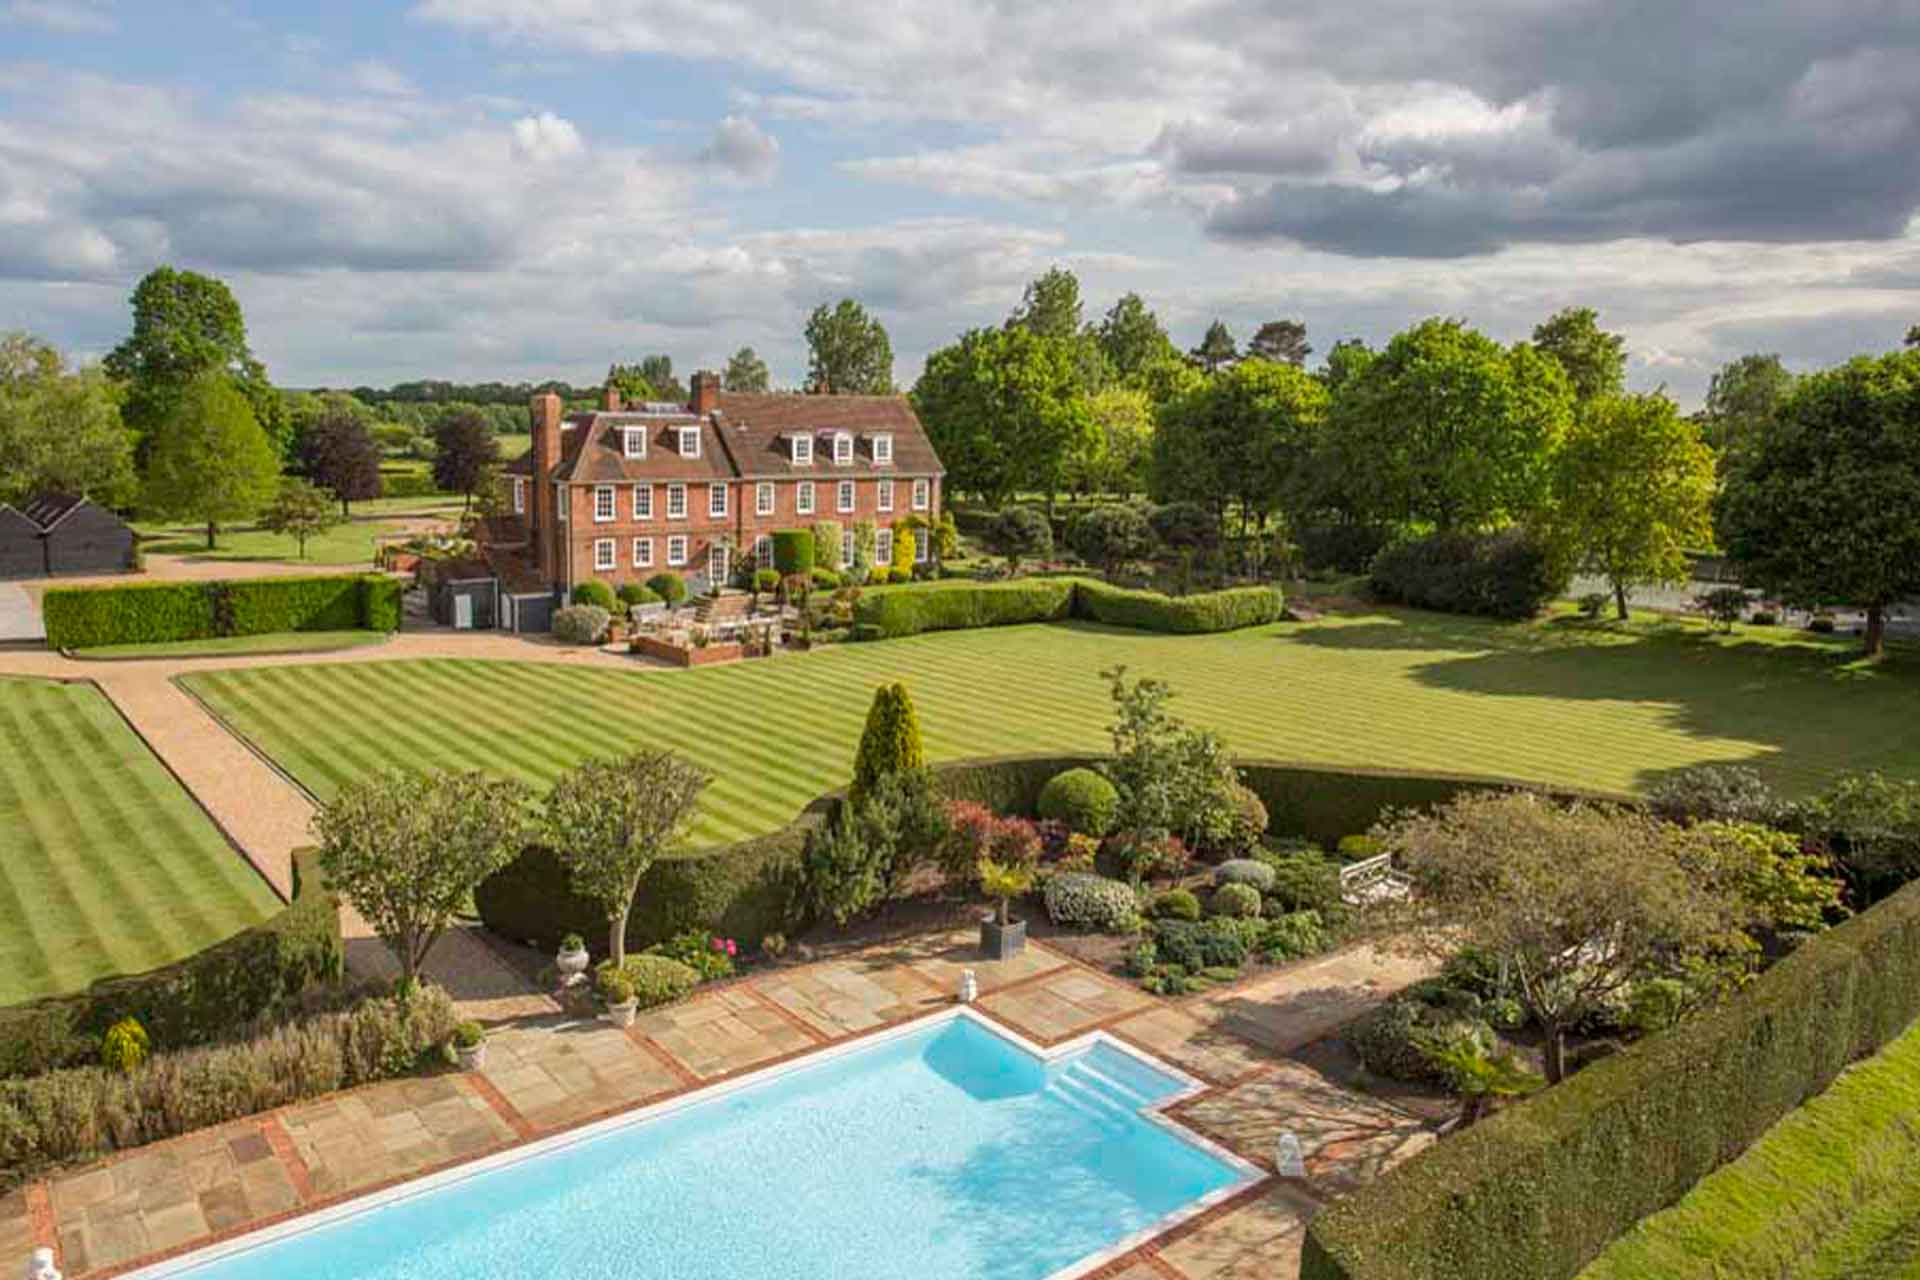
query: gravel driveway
[{"left": 0, "top": 582, "right": 42, "bottom": 643}]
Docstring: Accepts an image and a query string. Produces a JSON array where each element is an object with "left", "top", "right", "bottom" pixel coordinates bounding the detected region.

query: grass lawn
[
  {"left": 74, "top": 631, "right": 389, "bottom": 661},
  {"left": 0, "top": 679, "right": 280, "bottom": 1004},
  {"left": 135, "top": 516, "right": 410, "bottom": 565},
  {"left": 179, "top": 609, "right": 1920, "bottom": 848},
  {"left": 1580, "top": 1017, "right": 1920, "bottom": 1280}
]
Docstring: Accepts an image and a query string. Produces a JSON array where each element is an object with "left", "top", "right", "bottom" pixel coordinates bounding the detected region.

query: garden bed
[{"left": 628, "top": 633, "right": 748, "bottom": 667}]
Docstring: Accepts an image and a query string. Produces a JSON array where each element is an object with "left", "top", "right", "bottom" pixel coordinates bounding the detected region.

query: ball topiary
[
  {"left": 646, "top": 572, "right": 688, "bottom": 605},
  {"left": 552, "top": 604, "right": 610, "bottom": 645},
  {"left": 1036, "top": 768, "right": 1120, "bottom": 836},
  {"left": 1150, "top": 887, "right": 1201, "bottom": 921},
  {"left": 617, "top": 582, "right": 661, "bottom": 607},
  {"left": 571, "top": 580, "right": 616, "bottom": 611},
  {"left": 1213, "top": 858, "right": 1277, "bottom": 892},
  {"left": 1043, "top": 872, "right": 1138, "bottom": 932},
  {"left": 1212, "top": 882, "right": 1262, "bottom": 918}
]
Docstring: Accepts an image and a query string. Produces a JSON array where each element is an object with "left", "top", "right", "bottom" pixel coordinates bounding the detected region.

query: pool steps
[{"left": 1047, "top": 1060, "right": 1159, "bottom": 1130}]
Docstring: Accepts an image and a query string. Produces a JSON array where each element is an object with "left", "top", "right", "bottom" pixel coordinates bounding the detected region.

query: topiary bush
[
  {"left": 1215, "top": 858, "right": 1278, "bottom": 892},
  {"left": 853, "top": 578, "right": 1076, "bottom": 639},
  {"left": 772, "top": 528, "right": 816, "bottom": 578},
  {"left": 753, "top": 569, "right": 780, "bottom": 595},
  {"left": 570, "top": 580, "right": 616, "bottom": 610},
  {"left": 1073, "top": 580, "right": 1285, "bottom": 634},
  {"left": 849, "top": 683, "right": 926, "bottom": 808},
  {"left": 1036, "top": 767, "right": 1120, "bottom": 836},
  {"left": 646, "top": 572, "right": 687, "bottom": 605},
  {"left": 1150, "top": 887, "right": 1202, "bottom": 921},
  {"left": 1212, "top": 882, "right": 1262, "bottom": 918},
  {"left": 552, "top": 604, "right": 610, "bottom": 645},
  {"left": 811, "top": 567, "right": 841, "bottom": 590},
  {"left": 1043, "top": 872, "right": 1138, "bottom": 932},
  {"left": 990, "top": 506, "right": 1054, "bottom": 566},
  {"left": 614, "top": 955, "right": 700, "bottom": 1009},
  {"left": 618, "top": 582, "right": 662, "bottom": 608}
]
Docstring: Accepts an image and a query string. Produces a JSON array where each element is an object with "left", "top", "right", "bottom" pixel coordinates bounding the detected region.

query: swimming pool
[{"left": 131, "top": 1009, "right": 1258, "bottom": 1280}]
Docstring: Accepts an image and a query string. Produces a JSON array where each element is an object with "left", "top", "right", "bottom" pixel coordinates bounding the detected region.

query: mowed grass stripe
[
  {"left": 180, "top": 614, "right": 1920, "bottom": 854},
  {"left": 0, "top": 679, "right": 278, "bottom": 1005}
]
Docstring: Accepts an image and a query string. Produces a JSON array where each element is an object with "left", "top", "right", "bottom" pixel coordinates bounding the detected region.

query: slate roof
[{"left": 17, "top": 494, "right": 84, "bottom": 530}]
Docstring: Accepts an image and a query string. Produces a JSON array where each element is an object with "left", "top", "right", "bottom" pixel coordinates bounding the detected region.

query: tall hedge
[
  {"left": 44, "top": 573, "right": 402, "bottom": 649},
  {"left": 772, "top": 528, "right": 815, "bottom": 577},
  {"left": 1073, "top": 580, "right": 1285, "bottom": 633},
  {"left": 0, "top": 852, "right": 343, "bottom": 1079},
  {"left": 852, "top": 578, "right": 1078, "bottom": 638},
  {"left": 1301, "top": 879, "right": 1920, "bottom": 1280}
]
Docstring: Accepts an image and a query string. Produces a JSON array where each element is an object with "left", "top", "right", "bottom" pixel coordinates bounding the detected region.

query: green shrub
[
  {"left": 752, "top": 570, "right": 780, "bottom": 594},
  {"left": 772, "top": 529, "right": 815, "bottom": 577},
  {"left": 1346, "top": 995, "right": 1491, "bottom": 1084},
  {"left": 44, "top": 574, "right": 397, "bottom": 649},
  {"left": 1302, "top": 879, "right": 1920, "bottom": 1280},
  {"left": 361, "top": 575, "right": 403, "bottom": 632},
  {"left": 1036, "top": 767, "right": 1120, "bottom": 836},
  {"left": 1215, "top": 858, "right": 1277, "bottom": 892},
  {"left": 1043, "top": 872, "right": 1138, "bottom": 932},
  {"left": 0, "top": 985, "right": 454, "bottom": 1188},
  {"left": 552, "top": 604, "right": 609, "bottom": 645},
  {"left": 613, "top": 956, "right": 699, "bottom": 1009},
  {"left": 1150, "top": 887, "right": 1202, "bottom": 921},
  {"left": 991, "top": 507, "right": 1054, "bottom": 565},
  {"left": 849, "top": 683, "right": 926, "bottom": 809},
  {"left": 811, "top": 521, "right": 843, "bottom": 571},
  {"left": 1369, "top": 527, "right": 1571, "bottom": 620},
  {"left": 1336, "top": 834, "right": 1383, "bottom": 861},
  {"left": 99, "top": 1018, "right": 149, "bottom": 1073},
  {"left": 570, "top": 580, "right": 616, "bottom": 610},
  {"left": 225, "top": 575, "right": 368, "bottom": 634},
  {"left": 801, "top": 811, "right": 890, "bottom": 926},
  {"left": 853, "top": 578, "right": 1077, "bottom": 639},
  {"left": 1152, "top": 918, "right": 1249, "bottom": 971},
  {"left": 0, "top": 852, "right": 342, "bottom": 1078},
  {"left": 1073, "top": 580, "right": 1285, "bottom": 634},
  {"left": 43, "top": 581, "right": 214, "bottom": 649},
  {"left": 1227, "top": 784, "right": 1271, "bottom": 851},
  {"left": 1212, "top": 882, "right": 1262, "bottom": 918},
  {"left": 1261, "top": 910, "right": 1330, "bottom": 961},
  {"left": 618, "top": 582, "right": 662, "bottom": 607},
  {"left": 1296, "top": 522, "right": 1396, "bottom": 574},
  {"left": 649, "top": 929, "right": 736, "bottom": 981},
  {"left": 812, "top": 567, "right": 841, "bottom": 590},
  {"left": 646, "top": 572, "right": 687, "bottom": 605},
  {"left": 1260, "top": 850, "right": 1344, "bottom": 912}
]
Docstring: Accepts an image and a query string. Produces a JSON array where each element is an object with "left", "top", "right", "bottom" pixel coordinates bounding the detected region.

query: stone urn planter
[
  {"left": 979, "top": 914, "right": 1027, "bottom": 961},
  {"left": 604, "top": 997, "right": 639, "bottom": 1029},
  {"left": 451, "top": 1022, "right": 487, "bottom": 1071},
  {"left": 556, "top": 937, "right": 590, "bottom": 985}
]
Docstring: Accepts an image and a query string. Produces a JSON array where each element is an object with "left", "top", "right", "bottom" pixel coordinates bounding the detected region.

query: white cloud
[
  {"left": 347, "top": 60, "right": 418, "bottom": 97},
  {"left": 509, "top": 111, "right": 584, "bottom": 161},
  {"left": 2, "top": 0, "right": 115, "bottom": 34}
]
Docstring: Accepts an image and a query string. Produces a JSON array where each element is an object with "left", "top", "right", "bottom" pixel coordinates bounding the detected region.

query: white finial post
[
  {"left": 1274, "top": 1129, "right": 1307, "bottom": 1179},
  {"left": 25, "top": 1247, "right": 62, "bottom": 1280},
  {"left": 959, "top": 969, "right": 978, "bottom": 1004}
]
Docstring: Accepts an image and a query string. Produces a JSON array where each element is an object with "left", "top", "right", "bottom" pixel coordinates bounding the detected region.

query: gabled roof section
[
  {"left": 712, "top": 393, "right": 943, "bottom": 479},
  {"left": 18, "top": 494, "right": 85, "bottom": 531},
  {"left": 551, "top": 411, "right": 733, "bottom": 484}
]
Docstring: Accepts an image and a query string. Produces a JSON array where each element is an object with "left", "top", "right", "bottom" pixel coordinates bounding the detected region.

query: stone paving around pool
[{"left": 14, "top": 930, "right": 1438, "bottom": 1280}]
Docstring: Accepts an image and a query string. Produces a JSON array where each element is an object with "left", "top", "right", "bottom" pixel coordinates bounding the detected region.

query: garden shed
[
  {"left": 0, "top": 495, "right": 136, "bottom": 578},
  {"left": 420, "top": 555, "right": 500, "bottom": 630}
]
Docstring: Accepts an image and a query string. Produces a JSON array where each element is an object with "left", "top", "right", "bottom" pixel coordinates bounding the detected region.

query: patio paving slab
[
  {"left": 1158, "top": 1183, "right": 1319, "bottom": 1279},
  {"left": 634, "top": 985, "right": 817, "bottom": 1079},
  {"left": 0, "top": 1189, "right": 38, "bottom": 1262},
  {"left": 1110, "top": 1003, "right": 1283, "bottom": 1086},
  {"left": 480, "top": 1018, "right": 684, "bottom": 1130},
  {"left": 1192, "top": 943, "right": 1437, "bottom": 1055},
  {"left": 279, "top": 1075, "right": 516, "bottom": 1200},
  {"left": 976, "top": 962, "right": 1155, "bottom": 1044},
  {"left": 757, "top": 956, "right": 945, "bottom": 1038}
]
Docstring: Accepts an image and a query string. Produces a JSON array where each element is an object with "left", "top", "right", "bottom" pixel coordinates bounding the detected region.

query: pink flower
[{"left": 725, "top": 939, "right": 738, "bottom": 957}]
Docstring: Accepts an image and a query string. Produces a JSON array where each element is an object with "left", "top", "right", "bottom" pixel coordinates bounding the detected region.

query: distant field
[
  {"left": 0, "top": 679, "right": 279, "bottom": 1003},
  {"left": 180, "top": 610, "right": 1920, "bottom": 848},
  {"left": 135, "top": 516, "right": 411, "bottom": 565}
]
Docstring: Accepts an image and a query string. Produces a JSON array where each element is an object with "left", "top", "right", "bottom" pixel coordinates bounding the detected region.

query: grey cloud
[{"left": 697, "top": 115, "right": 779, "bottom": 183}]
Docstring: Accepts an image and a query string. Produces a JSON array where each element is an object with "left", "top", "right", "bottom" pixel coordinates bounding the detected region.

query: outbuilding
[{"left": 0, "top": 495, "right": 136, "bottom": 579}]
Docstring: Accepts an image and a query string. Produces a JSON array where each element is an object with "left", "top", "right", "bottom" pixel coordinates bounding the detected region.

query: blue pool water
[{"left": 162, "top": 1016, "right": 1243, "bottom": 1280}]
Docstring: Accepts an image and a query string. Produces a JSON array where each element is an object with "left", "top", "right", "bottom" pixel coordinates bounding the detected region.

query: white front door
[
  {"left": 453, "top": 594, "right": 473, "bottom": 630},
  {"left": 708, "top": 544, "right": 729, "bottom": 588}
]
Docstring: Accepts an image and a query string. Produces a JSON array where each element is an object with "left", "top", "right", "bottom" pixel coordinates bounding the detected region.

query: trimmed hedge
[
  {"left": 1073, "top": 580, "right": 1285, "bottom": 634},
  {"left": 850, "top": 577, "right": 1286, "bottom": 641},
  {"left": 0, "top": 852, "right": 343, "bottom": 1079},
  {"left": 1301, "top": 878, "right": 1920, "bottom": 1280},
  {"left": 772, "top": 529, "right": 815, "bottom": 577},
  {"left": 45, "top": 574, "right": 402, "bottom": 649}
]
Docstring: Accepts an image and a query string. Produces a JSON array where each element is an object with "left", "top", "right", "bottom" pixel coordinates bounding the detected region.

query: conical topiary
[{"left": 850, "top": 682, "right": 925, "bottom": 808}]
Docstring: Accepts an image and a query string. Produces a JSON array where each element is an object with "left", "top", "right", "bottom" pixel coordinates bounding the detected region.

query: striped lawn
[
  {"left": 180, "top": 611, "right": 1920, "bottom": 849},
  {"left": 0, "top": 679, "right": 281, "bottom": 1004}
]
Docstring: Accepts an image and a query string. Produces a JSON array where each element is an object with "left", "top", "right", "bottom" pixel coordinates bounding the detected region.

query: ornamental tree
[
  {"left": 1715, "top": 349, "right": 1920, "bottom": 657},
  {"left": 1066, "top": 504, "right": 1155, "bottom": 578},
  {"left": 299, "top": 409, "right": 383, "bottom": 516},
  {"left": 260, "top": 477, "right": 340, "bottom": 558},
  {"left": 1552, "top": 392, "right": 1716, "bottom": 619},
  {"left": 849, "top": 683, "right": 926, "bottom": 809},
  {"left": 315, "top": 770, "right": 532, "bottom": 992},
  {"left": 431, "top": 409, "right": 501, "bottom": 511},
  {"left": 544, "top": 750, "right": 711, "bottom": 965},
  {"left": 1380, "top": 790, "right": 1744, "bottom": 1082}
]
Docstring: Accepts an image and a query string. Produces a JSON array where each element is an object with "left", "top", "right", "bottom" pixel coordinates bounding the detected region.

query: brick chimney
[
  {"left": 690, "top": 370, "right": 720, "bottom": 416},
  {"left": 602, "top": 384, "right": 623, "bottom": 412},
  {"left": 529, "top": 392, "right": 563, "bottom": 580}
]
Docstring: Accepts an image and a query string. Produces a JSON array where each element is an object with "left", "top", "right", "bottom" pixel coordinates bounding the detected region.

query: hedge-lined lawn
[
  {"left": 73, "top": 631, "right": 389, "bottom": 661},
  {"left": 0, "top": 679, "right": 280, "bottom": 1004},
  {"left": 180, "top": 611, "right": 1920, "bottom": 848},
  {"left": 136, "top": 517, "right": 409, "bottom": 565}
]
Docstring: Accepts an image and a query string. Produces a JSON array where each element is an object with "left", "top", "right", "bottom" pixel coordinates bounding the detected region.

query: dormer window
[
  {"left": 622, "top": 427, "right": 645, "bottom": 459},
  {"left": 791, "top": 433, "right": 813, "bottom": 466},
  {"left": 872, "top": 433, "right": 894, "bottom": 466},
  {"left": 678, "top": 426, "right": 701, "bottom": 458},
  {"left": 832, "top": 432, "right": 853, "bottom": 465}
]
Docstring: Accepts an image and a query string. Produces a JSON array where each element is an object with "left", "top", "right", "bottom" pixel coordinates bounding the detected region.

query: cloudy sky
[{"left": 2, "top": 0, "right": 1917, "bottom": 405}]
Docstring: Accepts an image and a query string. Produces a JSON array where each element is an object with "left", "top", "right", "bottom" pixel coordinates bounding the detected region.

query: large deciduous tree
[
  {"left": 723, "top": 346, "right": 771, "bottom": 392},
  {"left": 1329, "top": 318, "right": 1573, "bottom": 532},
  {"left": 606, "top": 363, "right": 658, "bottom": 403},
  {"left": 544, "top": 750, "right": 711, "bottom": 965},
  {"left": 1095, "top": 293, "right": 1180, "bottom": 388},
  {"left": 1703, "top": 353, "right": 1795, "bottom": 455},
  {"left": 1381, "top": 791, "right": 1743, "bottom": 1083},
  {"left": 638, "top": 355, "right": 686, "bottom": 402},
  {"left": 299, "top": 409, "right": 383, "bottom": 515},
  {"left": 1716, "top": 349, "right": 1920, "bottom": 657},
  {"left": 105, "top": 266, "right": 287, "bottom": 458},
  {"left": 1247, "top": 319, "right": 1312, "bottom": 367},
  {"left": 1007, "top": 266, "right": 1084, "bottom": 340},
  {"left": 1531, "top": 306, "right": 1626, "bottom": 402},
  {"left": 805, "top": 299, "right": 894, "bottom": 394},
  {"left": 432, "top": 409, "right": 501, "bottom": 510},
  {"left": 0, "top": 332, "right": 136, "bottom": 507},
  {"left": 1152, "top": 358, "right": 1330, "bottom": 537},
  {"left": 912, "top": 326, "right": 1092, "bottom": 506},
  {"left": 141, "top": 373, "right": 282, "bottom": 548},
  {"left": 315, "top": 770, "right": 532, "bottom": 993},
  {"left": 1552, "top": 393, "right": 1716, "bottom": 619},
  {"left": 1067, "top": 386, "right": 1153, "bottom": 496}
]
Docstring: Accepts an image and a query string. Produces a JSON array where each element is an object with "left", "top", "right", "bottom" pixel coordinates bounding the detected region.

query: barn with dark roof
[{"left": 0, "top": 495, "right": 137, "bottom": 579}]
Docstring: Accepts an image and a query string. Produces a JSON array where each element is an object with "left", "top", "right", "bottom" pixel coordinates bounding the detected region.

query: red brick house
[{"left": 490, "top": 371, "right": 944, "bottom": 610}]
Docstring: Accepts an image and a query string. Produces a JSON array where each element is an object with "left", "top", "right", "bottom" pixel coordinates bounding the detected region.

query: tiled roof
[
  {"left": 552, "top": 412, "right": 735, "bottom": 484},
  {"left": 18, "top": 494, "right": 83, "bottom": 530}
]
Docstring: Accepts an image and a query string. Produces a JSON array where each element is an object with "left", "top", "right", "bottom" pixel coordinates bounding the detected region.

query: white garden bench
[{"left": 1340, "top": 852, "right": 1412, "bottom": 906}]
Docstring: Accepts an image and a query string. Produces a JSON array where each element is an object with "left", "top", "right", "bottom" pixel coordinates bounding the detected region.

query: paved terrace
[{"left": 0, "top": 931, "right": 1435, "bottom": 1280}]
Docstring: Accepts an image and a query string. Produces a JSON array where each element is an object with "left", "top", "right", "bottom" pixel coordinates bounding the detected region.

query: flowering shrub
[
  {"left": 1057, "top": 833, "right": 1100, "bottom": 875},
  {"left": 651, "top": 928, "right": 737, "bottom": 981},
  {"left": 1107, "top": 831, "right": 1190, "bottom": 885},
  {"left": 940, "top": 800, "right": 1042, "bottom": 879}
]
